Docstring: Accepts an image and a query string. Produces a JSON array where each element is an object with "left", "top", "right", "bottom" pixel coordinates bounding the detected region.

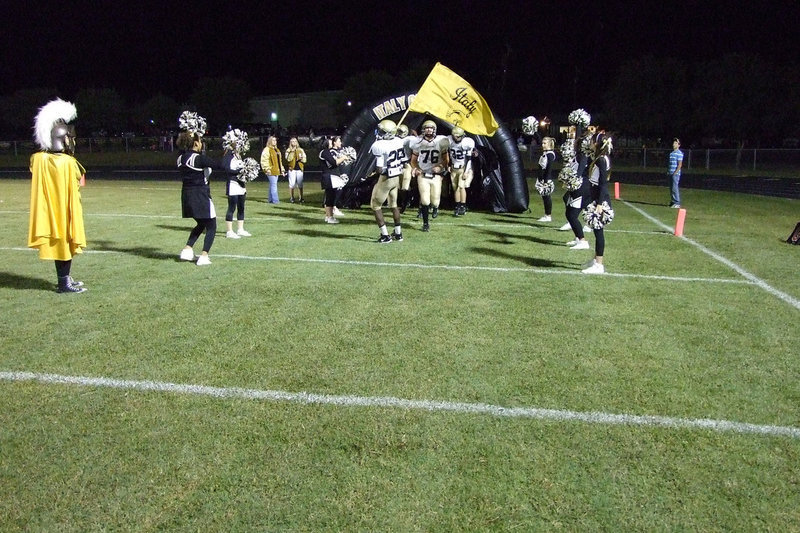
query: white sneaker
[
  {"left": 558, "top": 223, "right": 572, "bottom": 231},
  {"left": 325, "top": 216, "right": 339, "bottom": 224},
  {"left": 333, "top": 207, "right": 345, "bottom": 217},
  {"left": 566, "top": 239, "right": 579, "bottom": 246},
  {"left": 226, "top": 230, "right": 241, "bottom": 239},
  {"left": 569, "top": 240, "right": 590, "bottom": 250},
  {"left": 582, "top": 262, "right": 605, "bottom": 274},
  {"left": 237, "top": 229, "right": 251, "bottom": 237},
  {"left": 196, "top": 255, "right": 211, "bottom": 266},
  {"left": 582, "top": 258, "right": 596, "bottom": 269},
  {"left": 179, "top": 248, "right": 195, "bottom": 261},
  {"left": 537, "top": 215, "right": 552, "bottom": 222},
  {"left": 583, "top": 225, "right": 592, "bottom": 233}
]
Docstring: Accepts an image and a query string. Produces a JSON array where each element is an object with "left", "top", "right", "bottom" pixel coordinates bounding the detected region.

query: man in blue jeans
[{"left": 668, "top": 137, "right": 684, "bottom": 208}]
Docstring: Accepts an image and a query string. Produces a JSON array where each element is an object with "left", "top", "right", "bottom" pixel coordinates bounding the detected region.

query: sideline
[
  {"left": 624, "top": 200, "right": 800, "bottom": 310},
  {"left": 2, "top": 371, "right": 798, "bottom": 439}
]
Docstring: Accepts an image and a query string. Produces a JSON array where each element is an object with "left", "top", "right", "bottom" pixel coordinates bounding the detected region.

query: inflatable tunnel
[{"left": 339, "top": 93, "right": 528, "bottom": 213}]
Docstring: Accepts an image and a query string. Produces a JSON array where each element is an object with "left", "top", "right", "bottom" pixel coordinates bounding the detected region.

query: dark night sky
[{"left": 3, "top": 1, "right": 798, "bottom": 119}]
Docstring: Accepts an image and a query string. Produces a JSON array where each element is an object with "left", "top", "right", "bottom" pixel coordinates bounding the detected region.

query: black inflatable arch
[{"left": 340, "top": 93, "right": 528, "bottom": 213}]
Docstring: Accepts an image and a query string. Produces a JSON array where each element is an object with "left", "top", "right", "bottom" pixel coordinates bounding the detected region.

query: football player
[
  {"left": 368, "top": 119, "right": 406, "bottom": 242},
  {"left": 446, "top": 126, "right": 475, "bottom": 216},
  {"left": 395, "top": 124, "right": 414, "bottom": 213},
  {"left": 409, "top": 119, "right": 449, "bottom": 231}
]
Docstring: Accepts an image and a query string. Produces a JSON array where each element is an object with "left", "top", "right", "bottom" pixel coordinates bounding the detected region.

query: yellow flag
[{"left": 408, "top": 62, "right": 499, "bottom": 137}]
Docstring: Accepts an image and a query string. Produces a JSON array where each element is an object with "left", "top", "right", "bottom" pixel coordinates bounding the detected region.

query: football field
[{"left": 1, "top": 177, "right": 799, "bottom": 530}]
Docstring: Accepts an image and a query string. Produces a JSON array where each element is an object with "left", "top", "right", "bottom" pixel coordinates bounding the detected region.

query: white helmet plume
[{"left": 34, "top": 98, "right": 77, "bottom": 151}]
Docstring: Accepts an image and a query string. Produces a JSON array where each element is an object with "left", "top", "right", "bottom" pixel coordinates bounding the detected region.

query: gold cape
[{"left": 28, "top": 152, "right": 87, "bottom": 260}]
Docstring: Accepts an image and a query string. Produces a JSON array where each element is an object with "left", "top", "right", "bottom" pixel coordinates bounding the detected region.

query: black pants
[
  {"left": 541, "top": 194, "right": 552, "bottom": 215},
  {"left": 225, "top": 194, "right": 246, "bottom": 221},
  {"left": 593, "top": 228, "right": 605, "bottom": 256},
  {"left": 187, "top": 218, "right": 217, "bottom": 253}
]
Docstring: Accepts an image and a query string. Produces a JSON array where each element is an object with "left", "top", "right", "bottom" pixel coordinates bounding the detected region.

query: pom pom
[
  {"left": 568, "top": 109, "right": 591, "bottom": 128},
  {"left": 535, "top": 179, "right": 555, "bottom": 196},
  {"left": 222, "top": 129, "right": 250, "bottom": 154},
  {"left": 340, "top": 146, "right": 357, "bottom": 163},
  {"left": 560, "top": 140, "right": 575, "bottom": 162},
  {"left": 521, "top": 115, "right": 538, "bottom": 135},
  {"left": 580, "top": 135, "right": 595, "bottom": 158},
  {"left": 582, "top": 200, "right": 615, "bottom": 229},
  {"left": 558, "top": 165, "right": 583, "bottom": 191},
  {"left": 237, "top": 157, "right": 260, "bottom": 182},
  {"left": 178, "top": 111, "right": 207, "bottom": 136}
]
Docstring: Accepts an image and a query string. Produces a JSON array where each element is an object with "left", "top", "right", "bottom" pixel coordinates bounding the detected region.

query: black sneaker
[
  {"left": 57, "top": 283, "right": 87, "bottom": 294},
  {"left": 392, "top": 232, "right": 403, "bottom": 241},
  {"left": 416, "top": 208, "right": 423, "bottom": 219},
  {"left": 67, "top": 276, "right": 84, "bottom": 288},
  {"left": 422, "top": 223, "right": 430, "bottom": 232},
  {"left": 377, "top": 234, "right": 392, "bottom": 243},
  {"left": 432, "top": 207, "right": 439, "bottom": 219},
  {"left": 454, "top": 206, "right": 462, "bottom": 217}
]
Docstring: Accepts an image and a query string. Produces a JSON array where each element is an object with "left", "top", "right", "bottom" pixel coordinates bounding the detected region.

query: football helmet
[
  {"left": 396, "top": 124, "right": 409, "bottom": 138},
  {"left": 376, "top": 119, "right": 396, "bottom": 140},
  {"left": 451, "top": 126, "right": 465, "bottom": 142},
  {"left": 421, "top": 120, "right": 437, "bottom": 138}
]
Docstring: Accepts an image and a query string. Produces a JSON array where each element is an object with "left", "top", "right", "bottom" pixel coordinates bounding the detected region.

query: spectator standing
[
  {"left": 668, "top": 137, "right": 684, "bottom": 208},
  {"left": 260, "top": 135, "right": 285, "bottom": 204},
  {"left": 285, "top": 136, "right": 307, "bottom": 203}
]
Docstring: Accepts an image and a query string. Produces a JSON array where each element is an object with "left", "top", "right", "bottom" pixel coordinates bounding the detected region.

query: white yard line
[
  {"left": 624, "top": 200, "right": 800, "bottom": 310},
  {"left": 1, "top": 371, "right": 797, "bottom": 439},
  {"left": 0, "top": 246, "right": 751, "bottom": 284}
]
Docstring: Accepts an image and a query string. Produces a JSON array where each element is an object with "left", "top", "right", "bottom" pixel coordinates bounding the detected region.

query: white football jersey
[
  {"left": 369, "top": 137, "right": 406, "bottom": 177},
  {"left": 410, "top": 135, "right": 448, "bottom": 174},
  {"left": 447, "top": 136, "right": 475, "bottom": 170}
]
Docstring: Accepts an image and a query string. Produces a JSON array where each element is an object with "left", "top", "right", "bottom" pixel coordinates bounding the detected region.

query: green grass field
[{"left": 1, "top": 176, "right": 799, "bottom": 531}]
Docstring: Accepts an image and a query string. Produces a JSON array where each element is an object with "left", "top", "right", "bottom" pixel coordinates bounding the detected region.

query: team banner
[{"left": 408, "top": 62, "right": 499, "bottom": 137}]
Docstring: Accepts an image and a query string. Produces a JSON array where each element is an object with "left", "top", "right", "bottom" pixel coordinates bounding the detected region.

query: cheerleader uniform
[
  {"left": 178, "top": 149, "right": 221, "bottom": 254},
  {"left": 223, "top": 151, "right": 246, "bottom": 225},
  {"left": 319, "top": 147, "right": 339, "bottom": 210},
  {"left": 588, "top": 153, "right": 612, "bottom": 258},
  {"left": 537, "top": 149, "right": 556, "bottom": 216},
  {"left": 565, "top": 149, "right": 590, "bottom": 239}
]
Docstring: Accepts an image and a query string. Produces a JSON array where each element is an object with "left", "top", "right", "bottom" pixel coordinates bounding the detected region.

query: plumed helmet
[
  {"left": 396, "top": 124, "right": 409, "bottom": 138},
  {"left": 421, "top": 120, "right": 437, "bottom": 137},
  {"left": 376, "top": 119, "right": 397, "bottom": 140},
  {"left": 33, "top": 98, "right": 78, "bottom": 154}
]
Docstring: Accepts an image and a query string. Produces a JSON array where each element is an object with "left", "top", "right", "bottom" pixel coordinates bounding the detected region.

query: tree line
[{"left": 1, "top": 54, "right": 797, "bottom": 148}]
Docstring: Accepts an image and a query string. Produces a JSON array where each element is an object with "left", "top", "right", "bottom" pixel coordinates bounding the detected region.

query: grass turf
[{"left": 1, "top": 176, "right": 799, "bottom": 530}]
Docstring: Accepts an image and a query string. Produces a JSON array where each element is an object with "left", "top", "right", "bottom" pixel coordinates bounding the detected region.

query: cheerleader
[
  {"left": 535, "top": 136, "right": 557, "bottom": 222},
  {"left": 582, "top": 133, "right": 613, "bottom": 274},
  {"left": 318, "top": 136, "right": 349, "bottom": 224},
  {"left": 564, "top": 124, "right": 595, "bottom": 250},
  {"left": 222, "top": 129, "right": 251, "bottom": 238},
  {"left": 176, "top": 112, "right": 221, "bottom": 266}
]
